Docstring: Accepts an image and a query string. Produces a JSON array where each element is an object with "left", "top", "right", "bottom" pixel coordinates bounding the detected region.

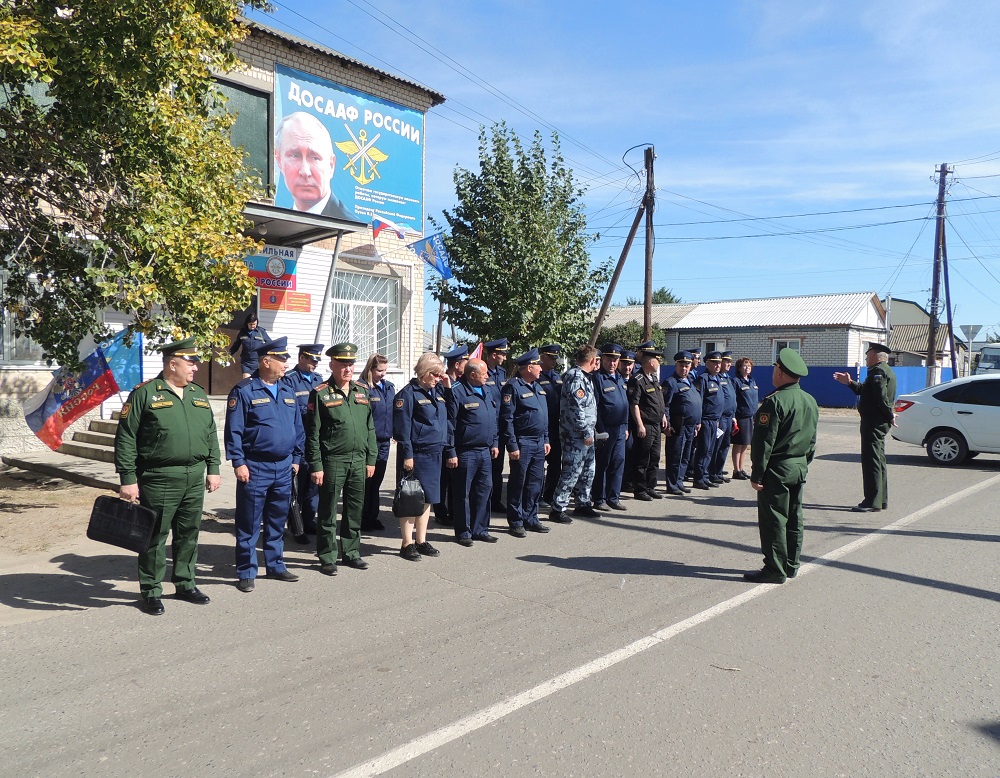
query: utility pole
[
  {"left": 925, "top": 163, "right": 950, "bottom": 386},
  {"left": 643, "top": 146, "right": 656, "bottom": 341}
]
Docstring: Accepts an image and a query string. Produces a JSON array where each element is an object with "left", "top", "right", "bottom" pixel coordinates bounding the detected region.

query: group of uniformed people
[{"left": 114, "top": 332, "right": 835, "bottom": 616}]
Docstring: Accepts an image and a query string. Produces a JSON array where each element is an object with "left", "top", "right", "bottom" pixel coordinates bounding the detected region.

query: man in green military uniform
[
  {"left": 834, "top": 342, "right": 897, "bottom": 512},
  {"left": 307, "top": 342, "right": 377, "bottom": 575},
  {"left": 744, "top": 348, "right": 818, "bottom": 584},
  {"left": 114, "top": 337, "right": 221, "bottom": 615}
]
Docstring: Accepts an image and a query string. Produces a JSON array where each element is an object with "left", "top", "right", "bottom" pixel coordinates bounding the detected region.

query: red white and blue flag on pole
[
  {"left": 371, "top": 216, "right": 408, "bottom": 240},
  {"left": 23, "top": 346, "right": 120, "bottom": 450},
  {"left": 406, "top": 232, "right": 453, "bottom": 280}
]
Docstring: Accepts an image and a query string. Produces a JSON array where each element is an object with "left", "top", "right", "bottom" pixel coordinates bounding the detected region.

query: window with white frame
[
  {"left": 701, "top": 339, "right": 724, "bottom": 355},
  {"left": 0, "top": 271, "right": 45, "bottom": 364},
  {"left": 329, "top": 271, "right": 400, "bottom": 364},
  {"left": 773, "top": 338, "right": 801, "bottom": 361}
]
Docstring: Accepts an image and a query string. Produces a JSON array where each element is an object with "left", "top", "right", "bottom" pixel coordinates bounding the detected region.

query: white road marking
[{"left": 333, "top": 474, "right": 1000, "bottom": 778}]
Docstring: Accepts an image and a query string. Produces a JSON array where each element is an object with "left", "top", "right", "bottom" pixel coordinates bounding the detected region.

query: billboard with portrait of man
[{"left": 273, "top": 64, "right": 425, "bottom": 232}]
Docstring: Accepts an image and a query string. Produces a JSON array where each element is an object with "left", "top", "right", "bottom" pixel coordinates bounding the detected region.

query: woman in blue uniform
[
  {"left": 393, "top": 353, "right": 456, "bottom": 560},
  {"left": 228, "top": 313, "right": 270, "bottom": 378},
  {"left": 731, "top": 357, "right": 759, "bottom": 480},
  {"left": 357, "top": 353, "right": 395, "bottom": 532}
]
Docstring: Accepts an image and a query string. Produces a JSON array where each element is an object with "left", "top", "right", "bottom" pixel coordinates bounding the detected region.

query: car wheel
[{"left": 926, "top": 430, "right": 968, "bottom": 465}]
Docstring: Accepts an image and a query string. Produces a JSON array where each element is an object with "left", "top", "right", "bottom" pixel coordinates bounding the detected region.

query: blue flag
[{"left": 406, "top": 232, "right": 453, "bottom": 280}]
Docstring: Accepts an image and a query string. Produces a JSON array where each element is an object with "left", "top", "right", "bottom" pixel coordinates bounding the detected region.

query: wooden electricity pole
[
  {"left": 642, "top": 146, "right": 656, "bottom": 341},
  {"left": 925, "top": 163, "right": 950, "bottom": 386}
]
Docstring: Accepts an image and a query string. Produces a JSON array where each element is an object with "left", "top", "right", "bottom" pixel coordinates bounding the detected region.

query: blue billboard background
[{"left": 274, "top": 65, "right": 425, "bottom": 231}]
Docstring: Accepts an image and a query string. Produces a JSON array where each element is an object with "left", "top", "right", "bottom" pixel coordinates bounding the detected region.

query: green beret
[{"left": 776, "top": 347, "right": 808, "bottom": 378}]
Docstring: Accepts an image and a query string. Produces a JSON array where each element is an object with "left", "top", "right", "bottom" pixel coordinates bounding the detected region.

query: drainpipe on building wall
[{"left": 315, "top": 231, "right": 344, "bottom": 344}]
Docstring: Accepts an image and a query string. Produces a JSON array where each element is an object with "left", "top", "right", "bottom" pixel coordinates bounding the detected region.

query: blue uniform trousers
[
  {"left": 711, "top": 415, "right": 734, "bottom": 479},
  {"left": 554, "top": 440, "right": 596, "bottom": 512},
  {"left": 694, "top": 419, "right": 720, "bottom": 484},
  {"left": 591, "top": 424, "right": 626, "bottom": 504},
  {"left": 452, "top": 447, "right": 493, "bottom": 538},
  {"left": 665, "top": 424, "right": 697, "bottom": 491},
  {"left": 295, "top": 461, "right": 319, "bottom": 532},
  {"left": 235, "top": 456, "right": 293, "bottom": 579},
  {"left": 506, "top": 436, "right": 545, "bottom": 529}
]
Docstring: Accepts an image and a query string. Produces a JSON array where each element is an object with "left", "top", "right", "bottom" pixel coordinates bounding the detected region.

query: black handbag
[
  {"left": 392, "top": 471, "right": 426, "bottom": 517},
  {"left": 87, "top": 495, "right": 158, "bottom": 554},
  {"left": 287, "top": 471, "right": 305, "bottom": 537}
]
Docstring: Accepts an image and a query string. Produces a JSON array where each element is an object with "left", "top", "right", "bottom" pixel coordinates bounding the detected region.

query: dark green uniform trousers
[
  {"left": 138, "top": 465, "right": 206, "bottom": 598},
  {"left": 860, "top": 419, "right": 890, "bottom": 509},
  {"left": 757, "top": 470, "right": 806, "bottom": 579},
  {"left": 317, "top": 455, "right": 367, "bottom": 565}
]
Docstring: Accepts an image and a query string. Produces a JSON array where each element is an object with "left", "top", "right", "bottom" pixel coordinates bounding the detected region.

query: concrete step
[
  {"left": 72, "top": 430, "right": 116, "bottom": 448},
  {"left": 89, "top": 419, "right": 119, "bottom": 435},
  {"left": 57, "top": 441, "right": 116, "bottom": 464}
]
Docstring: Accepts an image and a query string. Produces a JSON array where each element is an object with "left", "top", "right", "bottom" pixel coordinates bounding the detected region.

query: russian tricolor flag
[
  {"left": 371, "top": 217, "right": 408, "bottom": 240},
  {"left": 23, "top": 348, "right": 120, "bottom": 450}
]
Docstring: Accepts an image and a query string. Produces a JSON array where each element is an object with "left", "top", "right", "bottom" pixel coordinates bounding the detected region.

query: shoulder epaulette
[
  {"left": 236, "top": 376, "right": 253, "bottom": 388},
  {"left": 315, "top": 382, "right": 328, "bottom": 391},
  {"left": 135, "top": 378, "right": 155, "bottom": 389}
]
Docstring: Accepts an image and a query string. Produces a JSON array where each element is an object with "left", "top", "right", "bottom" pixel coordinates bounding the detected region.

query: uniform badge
[
  {"left": 284, "top": 398, "right": 296, "bottom": 404},
  {"left": 503, "top": 394, "right": 512, "bottom": 404},
  {"left": 576, "top": 388, "right": 585, "bottom": 398},
  {"left": 120, "top": 402, "right": 131, "bottom": 419},
  {"left": 395, "top": 399, "right": 404, "bottom": 408},
  {"left": 759, "top": 413, "right": 770, "bottom": 425},
  {"left": 228, "top": 397, "right": 237, "bottom": 409}
]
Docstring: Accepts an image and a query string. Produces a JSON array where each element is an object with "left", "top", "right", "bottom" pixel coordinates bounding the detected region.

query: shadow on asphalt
[
  {"left": 518, "top": 554, "right": 742, "bottom": 581},
  {"left": 0, "top": 552, "right": 135, "bottom": 613},
  {"left": 815, "top": 451, "right": 1000, "bottom": 471}
]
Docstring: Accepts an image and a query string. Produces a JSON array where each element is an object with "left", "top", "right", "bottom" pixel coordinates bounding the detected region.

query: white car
[{"left": 892, "top": 374, "right": 1000, "bottom": 465}]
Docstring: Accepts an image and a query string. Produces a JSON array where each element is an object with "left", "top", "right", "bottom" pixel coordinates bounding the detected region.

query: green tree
[
  {"left": 596, "top": 320, "right": 668, "bottom": 352},
  {"left": 434, "top": 122, "right": 610, "bottom": 352},
  {"left": 0, "top": 1, "right": 269, "bottom": 367},
  {"left": 625, "top": 286, "right": 682, "bottom": 306}
]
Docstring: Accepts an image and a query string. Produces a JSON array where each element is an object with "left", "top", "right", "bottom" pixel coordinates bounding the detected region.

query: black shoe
[
  {"left": 648, "top": 491, "right": 663, "bottom": 499},
  {"left": 400, "top": 544, "right": 421, "bottom": 561},
  {"left": 141, "top": 596, "right": 165, "bottom": 615},
  {"left": 361, "top": 518, "right": 385, "bottom": 532},
  {"left": 175, "top": 587, "right": 210, "bottom": 604},
  {"left": 710, "top": 477, "right": 725, "bottom": 484},
  {"left": 666, "top": 488, "right": 685, "bottom": 496},
  {"left": 473, "top": 533, "right": 498, "bottom": 543},
  {"left": 634, "top": 491, "right": 653, "bottom": 501},
  {"left": 743, "top": 568, "right": 786, "bottom": 584},
  {"left": 294, "top": 533, "right": 309, "bottom": 545},
  {"left": 269, "top": 570, "right": 299, "bottom": 582},
  {"left": 319, "top": 563, "right": 338, "bottom": 576},
  {"left": 607, "top": 501, "right": 627, "bottom": 511},
  {"left": 707, "top": 481, "right": 721, "bottom": 488},
  {"left": 456, "top": 536, "right": 474, "bottom": 547},
  {"left": 591, "top": 501, "right": 607, "bottom": 511},
  {"left": 509, "top": 526, "right": 527, "bottom": 538},
  {"left": 731, "top": 471, "right": 748, "bottom": 481},
  {"left": 786, "top": 568, "right": 799, "bottom": 579},
  {"left": 680, "top": 486, "right": 692, "bottom": 493},
  {"left": 692, "top": 482, "right": 711, "bottom": 490},
  {"left": 572, "top": 505, "right": 600, "bottom": 518},
  {"left": 343, "top": 556, "right": 369, "bottom": 570},
  {"left": 525, "top": 523, "right": 550, "bottom": 533},
  {"left": 415, "top": 541, "right": 440, "bottom": 557},
  {"left": 237, "top": 578, "right": 255, "bottom": 593},
  {"left": 851, "top": 503, "right": 879, "bottom": 513},
  {"left": 548, "top": 510, "right": 573, "bottom": 524}
]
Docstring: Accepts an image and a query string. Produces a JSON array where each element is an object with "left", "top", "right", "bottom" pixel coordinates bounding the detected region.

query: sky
[{"left": 248, "top": 0, "right": 1000, "bottom": 339}]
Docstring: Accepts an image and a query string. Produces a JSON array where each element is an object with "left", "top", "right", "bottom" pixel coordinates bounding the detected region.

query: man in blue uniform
[
  {"left": 485, "top": 338, "right": 510, "bottom": 513},
  {"left": 500, "top": 348, "right": 551, "bottom": 537},
  {"left": 435, "top": 344, "right": 470, "bottom": 527},
  {"left": 628, "top": 342, "right": 667, "bottom": 500},
  {"left": 710, "top": 351, "right": 737, "bottom": 484},
  {"left": 618, "top": 349, "right": 637, "bottom": 494},
  {"left": 692, "top": 351, "right": 725, "bottom": 489},
  {"left": 663, "top": 351, "right": 701, "bottom": 496},
  {"left": 225, "top": 337, "right": 305, "bottom": 591},
  {"left": 447, "top": 358, "right": 500, "bottom": 545},
  {"left": 550, "top": 344, "right": 600, "bottom": 523},
  {"left": 283, "top": 343, "right": 324, "bottom": 543},
  {"left": 537, "top": 344, "right": 564, "bottom": 507},
  {"left": 590, "top": 343, "right": 629, "bottom": 511},
  {"left": 688, "top": 347, "right": 703, "bottom": 377}
]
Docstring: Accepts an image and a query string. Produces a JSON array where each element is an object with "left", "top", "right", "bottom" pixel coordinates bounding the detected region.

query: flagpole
[{"left": 435, "top": 278, "right": 447, "bottom": 353}]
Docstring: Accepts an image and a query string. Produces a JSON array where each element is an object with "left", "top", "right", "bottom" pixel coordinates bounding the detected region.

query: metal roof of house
[
  {"left": 672, "top": 292, "right": 884, "bottom": 329},
  {"left": 889, "top": 323, "right": 957, "bottom": 356},
  {"left": 245, "top": 20, "right": 447, "bottom": 106},
  {"left": 599, "top": 303, "right": 697, "bottom": 329}
]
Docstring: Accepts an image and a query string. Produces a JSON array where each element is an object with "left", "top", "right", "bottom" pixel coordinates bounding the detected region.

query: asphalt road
[{"left": 2, "top": 417, "right": 998, "bottom": 777}]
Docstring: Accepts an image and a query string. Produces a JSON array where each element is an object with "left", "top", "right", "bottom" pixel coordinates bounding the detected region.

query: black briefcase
[
  {"left": 87, "top": 495, "right": 158, "bottom": 554},
  {"left": 287, "top": 474, "right": 305, "bottom": 537}
]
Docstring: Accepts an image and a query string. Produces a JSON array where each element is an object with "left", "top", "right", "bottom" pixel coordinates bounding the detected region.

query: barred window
[{"left": 329, "top": 271, "right": 400, "bottom": 365}]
